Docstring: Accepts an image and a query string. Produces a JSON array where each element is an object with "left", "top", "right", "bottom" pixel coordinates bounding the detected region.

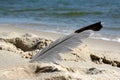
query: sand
[{"left": 0, "top": 24, "right": 120, "bottom": 80}]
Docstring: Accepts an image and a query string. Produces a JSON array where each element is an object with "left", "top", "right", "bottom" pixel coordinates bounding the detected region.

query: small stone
[{"left": 86, "top": 67, "right": 104, "bottom": 75}]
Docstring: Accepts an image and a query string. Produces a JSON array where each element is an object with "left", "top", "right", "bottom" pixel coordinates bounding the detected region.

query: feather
[
  {"left": 30, "top": 22, "right": 103, "bottom": 63},
  {"left": 30, "top": 31, "right": 91, "bottom": 63}
]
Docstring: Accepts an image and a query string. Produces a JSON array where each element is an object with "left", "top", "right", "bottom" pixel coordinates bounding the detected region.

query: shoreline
[
  {"left": 0, "top": 23, "right": 120, "bottom": 43},
  {"left": 0, "top": 23, "right": 64, "bottom": 40}
]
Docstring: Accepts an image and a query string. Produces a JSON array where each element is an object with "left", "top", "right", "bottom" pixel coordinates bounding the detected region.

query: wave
[
  {"left": 104, "top": 27, "right": 120, "bottom": 30},
  {"left": 53, "top": 11, "right": 103, "bottom": 17},
  {"left": 91, "top": 33, "right": 120, "bottom": 43},
  {"left": 8, "top": 8, "right": 46, "bottom": 12},
  {"left": 92, "top": 37, "right": 120, "bottom": 43},
  {"left": 7, "top": 8, "right": 103, "bottom": 17}
]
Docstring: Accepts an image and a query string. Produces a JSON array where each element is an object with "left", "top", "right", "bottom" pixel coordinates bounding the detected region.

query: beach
[
  {"left": 0, "top": 24, "right": 120, "bottom": 80},
  {"left": 0, "top": 0, "right": 120, "bottom": 80}
]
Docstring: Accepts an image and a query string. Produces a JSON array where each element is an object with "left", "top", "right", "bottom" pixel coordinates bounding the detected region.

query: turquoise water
[{"left": 0, "top": 0, "right": 120, "bottom": 42}]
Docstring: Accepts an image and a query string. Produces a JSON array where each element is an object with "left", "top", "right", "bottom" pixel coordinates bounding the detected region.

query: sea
[{"left": 0, "top": 0, "right": 120, "bottom": 42}]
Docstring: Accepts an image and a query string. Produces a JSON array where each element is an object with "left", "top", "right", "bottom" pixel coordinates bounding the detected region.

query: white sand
[{"left": 0, "top": 24, "right": 120, "bottom": 80}]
